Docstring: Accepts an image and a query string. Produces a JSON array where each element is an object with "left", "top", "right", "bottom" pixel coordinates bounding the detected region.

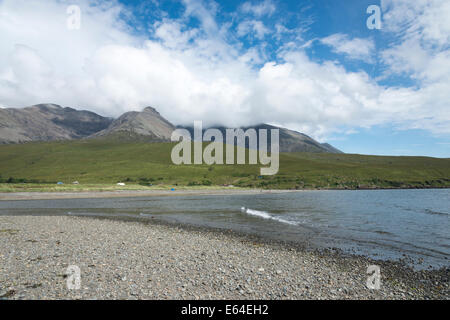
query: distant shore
[
  {"left": 0, "top": 188, "right": 291, "bottom": 201},
  {"left": 1, "top": 185, "right": 449, "bottom": 201},
  {"left": 0, "top": 215, "right": 447, "bottom": 300}
]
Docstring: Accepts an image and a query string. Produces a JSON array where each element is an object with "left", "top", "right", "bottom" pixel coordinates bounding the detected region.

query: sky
[{"left": 0, "top": 0, "right": 449, "bottom": 157}]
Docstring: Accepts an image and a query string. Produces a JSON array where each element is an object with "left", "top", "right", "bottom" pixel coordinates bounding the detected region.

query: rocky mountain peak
[
  {"left": 142, "top": 106, "right": 159, "bottom": 114},
  {"left": 90, "top": 106, "right": 175, "bottom": 141}
]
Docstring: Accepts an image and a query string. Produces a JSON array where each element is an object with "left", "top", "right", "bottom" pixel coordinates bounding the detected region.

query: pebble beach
[{"left": 0, "top": 215, "right": 448, "bottom": 300}]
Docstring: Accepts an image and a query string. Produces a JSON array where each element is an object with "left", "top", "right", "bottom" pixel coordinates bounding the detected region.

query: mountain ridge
[
  {"left": 0, "top": 104, "right": 342, "bottom": 153},
  {"left": 177, "top": 124, "right": 343, "bottom": 153},
  {"left": 0, "top": 104, "right": 113, "bottom": 143}
]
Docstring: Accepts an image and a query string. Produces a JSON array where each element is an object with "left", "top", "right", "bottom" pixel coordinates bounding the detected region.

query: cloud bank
[{"left": 0, "top": 0, "right": 449, "bottom": 142}]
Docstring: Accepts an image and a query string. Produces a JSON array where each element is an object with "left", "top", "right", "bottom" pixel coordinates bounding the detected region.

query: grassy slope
[{"left": 0, "top": 139, "right": 449, "bottom": 190}]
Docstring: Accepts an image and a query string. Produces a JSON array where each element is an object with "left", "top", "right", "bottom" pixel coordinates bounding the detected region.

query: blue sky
[{"left": 0, "top": 0, "right": 449, "bottom": 157}]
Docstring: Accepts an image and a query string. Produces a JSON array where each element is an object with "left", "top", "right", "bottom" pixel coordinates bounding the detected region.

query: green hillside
[{"left": 0, "top": 139, "right": 449, "bottom": 190}]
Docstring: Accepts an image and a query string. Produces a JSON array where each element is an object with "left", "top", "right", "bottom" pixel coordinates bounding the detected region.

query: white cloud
[
  {"left": 0, "top": 0, "right": 449, "bottom": 143},
  {"left": 320, "top": 34, "right": 375, "bottom": 63},
  {"left": 182, "top": 0, "right": 219, "bottom": 35},
  {"left": 377, "top": 0, "right": 450, "bottom": 135},
  {"left": 240, "top": 0, "right": 275, "bottom": 17},
  {"left": 381, "top": 0, "right": 450, "bottom": 47},
  {"left": 274, "top": 23, "right": 308, "bottom": 43},
  {"left": 153, "top": 20, "right": 199, "bottom": 49},
  {"left": 237, "top": 20, "right": 270, "bottom": 40},
  {"left": 380, "top": 0, "right": 450, "bottom": 82}
]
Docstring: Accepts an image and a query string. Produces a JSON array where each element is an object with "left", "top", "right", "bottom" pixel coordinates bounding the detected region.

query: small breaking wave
[
  {"left": 424, "top": 209, "right": 449, "bottom": 216},
  {"left": 139, "top": 213, "right": 153, "bottom": 218},
  {"left": 241, "top": 207, "right": 298, "bottom": 226}
]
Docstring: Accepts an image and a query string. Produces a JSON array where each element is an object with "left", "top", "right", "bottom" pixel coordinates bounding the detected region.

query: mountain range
[{"left": 0, "top": 104, "right": 342, "bottom": 153}]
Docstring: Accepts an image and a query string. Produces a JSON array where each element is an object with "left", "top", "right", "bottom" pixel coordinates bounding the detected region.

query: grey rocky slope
[
  {"left": 320, "top": 143, "right": 343, "bottom": 153},
  {"left": 0, "top": 104, "right": 112, "bottom": 144},
  {"left": 179, "top": 124, "right": 343, "bottom": 153},
  {"left": 90, "top": 106, "right": 175, "bottom": 141},
  {"left": 273, "top": 125, "right": 343, "bottom": 153}
]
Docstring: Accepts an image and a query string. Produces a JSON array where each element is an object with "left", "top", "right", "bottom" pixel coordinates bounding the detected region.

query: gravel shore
[{"left": 0, "top": 216, "right": 448, "bottom": 300}]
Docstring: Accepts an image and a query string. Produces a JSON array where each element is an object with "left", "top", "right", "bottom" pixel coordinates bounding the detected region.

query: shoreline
[
  {"left": 1, "top": 186, "right": 449, "bottom": 201},
  {"left": 0, "top": 215, "right": 448, "bottom": 300},
  {"left": 0, "top": 188, "right": 288, "bottom": 201}
]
